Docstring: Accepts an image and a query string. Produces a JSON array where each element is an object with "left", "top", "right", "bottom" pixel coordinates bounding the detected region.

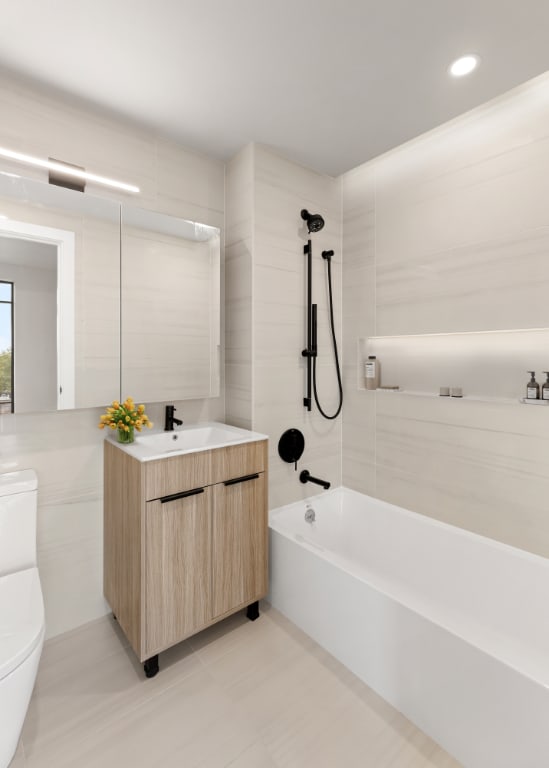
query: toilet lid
[{"left": 0, "top": 568, "right": 44, "bottom": 680}]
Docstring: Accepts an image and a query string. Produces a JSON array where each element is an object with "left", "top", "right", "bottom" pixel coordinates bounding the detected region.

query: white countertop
[{"left": 105, "top": 421, "right": 268, "bottom": 462}]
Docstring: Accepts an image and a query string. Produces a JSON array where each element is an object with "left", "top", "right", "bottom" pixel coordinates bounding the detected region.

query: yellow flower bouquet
[{"left": 98, "top": 397, "right": 153, "bottom": 444}]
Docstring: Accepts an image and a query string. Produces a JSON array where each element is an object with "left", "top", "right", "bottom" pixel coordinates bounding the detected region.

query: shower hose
[{"left": 313, "top": 255, "right": 343, "bottom": 419}]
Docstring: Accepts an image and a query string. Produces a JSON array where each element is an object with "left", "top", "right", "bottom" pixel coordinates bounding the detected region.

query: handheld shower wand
[{"left": 313, "top": 249, "right": 343, "bottom": 420}]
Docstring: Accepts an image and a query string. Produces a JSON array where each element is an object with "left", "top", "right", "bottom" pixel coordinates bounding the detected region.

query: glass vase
[{"left": 117, "top": 425, "right": 135, "bottom": 444}]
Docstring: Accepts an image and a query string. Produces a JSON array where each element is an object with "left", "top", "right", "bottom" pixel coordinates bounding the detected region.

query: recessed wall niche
[{"left": 358, "top": 329, "right": 549, "bottom": 403}]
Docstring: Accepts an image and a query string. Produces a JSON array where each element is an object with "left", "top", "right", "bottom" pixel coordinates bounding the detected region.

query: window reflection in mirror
[
  {"left": 0, "top": 280, "right": 14, "bottom": 413},
  {"left": 0, "top": 174, "right": 120, "bottom": 413}
]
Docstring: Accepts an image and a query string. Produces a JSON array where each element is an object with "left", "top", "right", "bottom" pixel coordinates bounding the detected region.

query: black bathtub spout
[{"left": 299, "top": 469, "right": 330, "bottom": 490}]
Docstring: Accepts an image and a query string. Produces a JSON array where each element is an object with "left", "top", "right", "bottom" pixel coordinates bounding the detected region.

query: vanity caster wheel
[
  {"left": 112, "top": 613, "right": 117, "bottom": 622},
  {"left": 144, "top": 654, "right": 159, "bottom": 678},
  {"left": 246, "top": 601, "right": 260, "bottom": 621}
]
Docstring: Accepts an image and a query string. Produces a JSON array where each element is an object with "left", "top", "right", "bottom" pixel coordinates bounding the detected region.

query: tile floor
[{"left": 15, "top": 603, "right": 462, "bottom": 767}]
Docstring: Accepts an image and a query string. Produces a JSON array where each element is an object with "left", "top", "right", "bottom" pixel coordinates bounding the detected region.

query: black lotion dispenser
[
  {"left": 527, "top": 371, "right": 540, "bottom": 400},
  {"left": 542, "top": 372, "right": 549, "bottom": 401}
]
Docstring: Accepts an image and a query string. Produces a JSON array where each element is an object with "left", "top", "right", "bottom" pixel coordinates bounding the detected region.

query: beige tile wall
[
  {"left": 341, "top": 72, "right": 549, "bottom": 557},
  {"left": 254, "top": 146, "right": 342, "bottom": 509},
  {"left": 225, "top": 145, "right": 254, "bottom": 430},
  {"left": 342, "top": 167, "right": 376, "bottom": 496},
  {"left": 122, "top": 229, "right": 217, "bottom": 402},
  {"left": 0, "top": 71, "right": 225, "bottom": 637},
  {"left": 226, "top": 144, "right": 343, "bottom": 509}
]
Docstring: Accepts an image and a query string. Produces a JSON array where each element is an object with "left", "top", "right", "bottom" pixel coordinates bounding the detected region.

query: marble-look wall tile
[
  {"left": 0, "top": 408, "right": 107, "bottom": 637},
  {"left": 341, "top": 385, "right": 377, "bottom": 498},
  {"left": 368, "top": 72, "right": 549, "bottom": 195},
  {"left": 252, "top": 145, "right": 342, "bottom": 507},
  {"left": 375, "top": 394, "right": 549, "bottom": 557},
  {"left": 0, "top": 73, "right": 225, "bottom": 637},
  {"left": 341, "top": 167, "right": 376, "bottom": 496},
  {"left": 155, "top": 137, "right": 225, "bottom": 223},
  {"left": 121, "top": 230, "right": 217, "bottom": 402},
  {"left": 75, "top": 216, "right": 121, "bottom": 407},
  {"left": 340, "top": 74, "right": 549, "bottom": 557},
  {"left": 225, "top": 146, "right": 254, "bottom": 430},
  {"left": 373, "top": 77, "right": 549, "bottom": 336}
]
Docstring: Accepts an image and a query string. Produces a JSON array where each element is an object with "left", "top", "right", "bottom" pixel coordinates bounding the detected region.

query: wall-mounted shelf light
[{"left": 0, "top": 146, "right": 140, "bottom": 194}]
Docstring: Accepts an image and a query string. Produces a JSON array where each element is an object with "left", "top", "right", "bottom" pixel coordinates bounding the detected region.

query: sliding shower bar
[
  {"left": 299, "top": 208, "right": 342, "bottom": 419},
  {"left": 302, "top": 239, "right": 317, "bottom": 411}
]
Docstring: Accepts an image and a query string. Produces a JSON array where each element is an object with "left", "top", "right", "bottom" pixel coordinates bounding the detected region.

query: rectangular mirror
[
  {"left": 0, "top": 173, "right": 221, "bottom": 413},
  {"left": 121, "top": 205, "right": 220, "bottom": 403},
  {"left": 0, "top": 174, "right": 120, "bottom": 413}
]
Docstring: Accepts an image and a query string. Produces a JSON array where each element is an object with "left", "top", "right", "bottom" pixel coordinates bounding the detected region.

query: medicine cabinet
[{"left": 0, "top": 173, "right": 220, "bottom": 413}]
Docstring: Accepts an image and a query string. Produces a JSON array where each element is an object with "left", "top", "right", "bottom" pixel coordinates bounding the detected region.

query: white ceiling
[{"left": 1, "top": 0, "right": 549, "bottom": 176}]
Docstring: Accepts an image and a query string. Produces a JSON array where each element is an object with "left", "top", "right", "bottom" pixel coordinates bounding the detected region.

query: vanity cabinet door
[
  {"left": 211, "top": 473, "right": 268, "bottom": 618},
  {"left": 144, "top": 486, "right": 212, "bottom": 656}
]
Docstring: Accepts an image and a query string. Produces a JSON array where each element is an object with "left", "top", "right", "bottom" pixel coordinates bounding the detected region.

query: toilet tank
[{"left": 0, "top": 470, "right": 38, "bottom": 577}]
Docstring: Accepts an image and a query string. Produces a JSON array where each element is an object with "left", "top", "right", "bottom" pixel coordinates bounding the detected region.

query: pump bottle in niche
[
  {"left": 527, "top": 371, "right": 540, "bottom": 400},
  {"left": 365, "top": 356, "right": 380, "bottom": 390},
  {"left": 542, "top": 372, "right": 549, "bottom": 401}
]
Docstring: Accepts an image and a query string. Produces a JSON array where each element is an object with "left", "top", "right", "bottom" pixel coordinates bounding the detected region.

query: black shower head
[{"left": 301, "top": 209, "right": 325, "bottom": 233}]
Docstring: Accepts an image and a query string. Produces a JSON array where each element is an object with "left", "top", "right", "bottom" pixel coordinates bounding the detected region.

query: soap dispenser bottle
[
  {"left": 365, "top": 356, "right": 380, "bottom": 390},
  {"left": 527, "top": 371, "right": 540, "bottom": 400},
  {"left": 542, "top": 372, "right": 549, "bottom": 401}
]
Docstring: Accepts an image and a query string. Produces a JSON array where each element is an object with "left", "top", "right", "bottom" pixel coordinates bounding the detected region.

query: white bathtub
[{"left": 268, "top": 487, "right": 549, "bottom": 768}]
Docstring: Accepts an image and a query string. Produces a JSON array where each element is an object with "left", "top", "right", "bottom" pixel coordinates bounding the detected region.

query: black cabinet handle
[
  {"left": 223, "top": 473, "right": 260, "bottom": 487},
  {"left": 160, "top": 487, "right": 204, "bottom": 504}
]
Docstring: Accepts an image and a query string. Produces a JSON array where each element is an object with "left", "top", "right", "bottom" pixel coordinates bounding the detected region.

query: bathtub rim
[{"left": 270, "top": 485, "right": 549, "bottom": 568}]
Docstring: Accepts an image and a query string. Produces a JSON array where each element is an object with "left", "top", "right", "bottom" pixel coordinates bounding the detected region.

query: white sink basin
[
  {"left": 137, "top": 426, "right": 243, "bottom": 453},
  {"left": 108, "top": 421, "right": 267, "bottom": 462}
]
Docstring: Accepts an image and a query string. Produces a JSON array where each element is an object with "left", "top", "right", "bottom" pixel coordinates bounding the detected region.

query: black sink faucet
[{"left": 164, "top": 405, "right": 183, "bottom": 431}]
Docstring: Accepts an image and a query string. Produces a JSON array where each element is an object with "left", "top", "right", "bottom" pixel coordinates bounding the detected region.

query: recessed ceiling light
[{"left": 449, "top": 54, "right": 480, "bottom": 78}]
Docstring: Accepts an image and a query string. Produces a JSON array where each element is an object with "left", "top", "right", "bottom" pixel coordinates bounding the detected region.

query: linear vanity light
[{"left": 0, "top": 146, "right": 140, "bottom": 194}]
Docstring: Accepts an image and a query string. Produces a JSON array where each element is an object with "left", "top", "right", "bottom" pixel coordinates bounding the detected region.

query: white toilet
[{"left": 0, "top": 470, "right": 45, "bottom": 768}]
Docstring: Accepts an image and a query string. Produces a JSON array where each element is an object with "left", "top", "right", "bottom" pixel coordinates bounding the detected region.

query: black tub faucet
[
  {"left": 299, "top": 469, "right": 330, "bottom": 490},
  {"left": 164, "top": 405, "right": 183, "bottom": 431}
]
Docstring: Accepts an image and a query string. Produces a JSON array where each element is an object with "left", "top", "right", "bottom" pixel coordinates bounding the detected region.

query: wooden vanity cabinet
[
  {"left": 212, "top": 473, "right": 267, "bottom": 618},
  {"left": 145, "top": 487, "right": 212, "bottom": 654},
  {"left": 103, "top": 438, "right": 268, "bottom": 670}
]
